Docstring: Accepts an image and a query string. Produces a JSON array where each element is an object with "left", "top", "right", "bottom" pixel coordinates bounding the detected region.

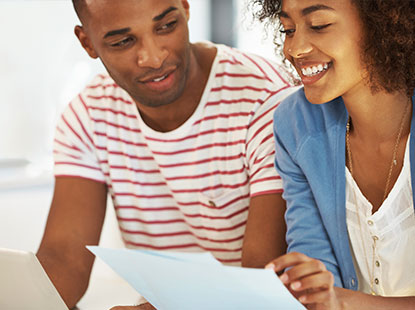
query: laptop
[{"left": 0, "top": 247, "right": 69, "bottom": 310}]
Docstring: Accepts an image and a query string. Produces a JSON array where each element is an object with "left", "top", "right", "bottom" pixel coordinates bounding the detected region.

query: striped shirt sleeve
[
  {"left": 246, "top": 87, "right": 299, "bottom": 197},
  {"left": 53, "top": 93, "right": 105, "bottom": 183}
]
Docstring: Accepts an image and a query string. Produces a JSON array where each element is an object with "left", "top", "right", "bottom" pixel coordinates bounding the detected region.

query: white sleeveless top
[{"left": 346, "top": 136, "right": 415, "bottom": 296}]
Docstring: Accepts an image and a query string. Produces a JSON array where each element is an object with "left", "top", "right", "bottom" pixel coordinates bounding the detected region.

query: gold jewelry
[
  {"left": 345, "top": 99, "right": 410, "bottom": 295},
  {"left": 382, "top": 101, "right": 411, "bottom": 201}
]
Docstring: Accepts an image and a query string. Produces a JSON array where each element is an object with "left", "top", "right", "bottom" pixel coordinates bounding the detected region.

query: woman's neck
[
  {"left": 343, "top": 87, "right": 412, "bottom": 210},
  {"left": 343, "top": 88, "right": 412, "bottom": 144}
]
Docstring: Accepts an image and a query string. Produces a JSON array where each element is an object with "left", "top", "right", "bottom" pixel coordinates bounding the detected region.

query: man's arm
[
  {"left": 37, "top": 176, "right": 107, "bottom": 309},
  {"left": 241, "top": 193, "right": 287, "bottom": 268}
]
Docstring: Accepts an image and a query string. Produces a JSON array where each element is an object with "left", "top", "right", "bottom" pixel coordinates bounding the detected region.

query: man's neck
[{"left": 137, "top": 43, "right": 217, "bottom": 132}]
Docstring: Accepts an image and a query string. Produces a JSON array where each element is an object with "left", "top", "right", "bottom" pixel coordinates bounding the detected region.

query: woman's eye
[
  {"left": 311, "top": 24, "right": 331, "bottom": 31},
  {"left": 280, "top": 28, "right": 295, "bottom": 37},
  {"left": 111, "top": 37, "right": 133, "bottom": 48}
]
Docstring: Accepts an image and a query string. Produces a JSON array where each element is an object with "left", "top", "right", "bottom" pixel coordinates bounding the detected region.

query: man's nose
[{"left": 137, "top": 37, "right": 168, "bottom": 69}]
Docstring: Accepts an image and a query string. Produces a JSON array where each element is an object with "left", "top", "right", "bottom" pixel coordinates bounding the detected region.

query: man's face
[{"left": 77, "top": 0, "right": 191, "bottom": 107}]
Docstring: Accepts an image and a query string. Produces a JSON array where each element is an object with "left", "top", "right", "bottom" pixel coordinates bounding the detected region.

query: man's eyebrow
[
  {"left": 104, "top": 27, "right": 131, "bottom": 39},
  {"left": 280, "top": 4, "right": 334, "bottom": 18},
  {"left": 153, "top": 6, "right": 178, "bottom": 21}
]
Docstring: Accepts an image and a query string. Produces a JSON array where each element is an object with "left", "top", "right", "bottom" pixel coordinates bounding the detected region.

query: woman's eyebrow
[{"left": 280, "top": 4, "right": 334, "bottom": 18}]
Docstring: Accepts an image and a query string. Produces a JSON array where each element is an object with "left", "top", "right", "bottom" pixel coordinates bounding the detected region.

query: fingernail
[
  {"left": 299, "top": 296, "right": 306, "bottom": 303},
  {"left": 291, "top": 281, "right": 301, "bottom": 290},
  {"left": 265, "top": 263, "right": 275, "bottom": 270},
  {"left": 279, "top": 273, "right": 288, "bottom": 283}
]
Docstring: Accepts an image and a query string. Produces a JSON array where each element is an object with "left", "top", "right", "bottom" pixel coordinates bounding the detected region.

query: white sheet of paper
[{"left": 88, "top": 246, "right": 306, "bottom": 310}]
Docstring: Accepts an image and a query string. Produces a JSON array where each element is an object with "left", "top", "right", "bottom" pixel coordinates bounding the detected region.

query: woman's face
[{"left": 280, "top": 0, "right": 367, "bottom": 104}]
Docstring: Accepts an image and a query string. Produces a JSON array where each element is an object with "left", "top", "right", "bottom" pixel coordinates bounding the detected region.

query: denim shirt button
[{"left": 351, "top": 278, "right": 356, "bottom": 287}]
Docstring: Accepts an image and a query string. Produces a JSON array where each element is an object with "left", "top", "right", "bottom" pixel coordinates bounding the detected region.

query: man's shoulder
[
  {"left": 75, "top": 74, "right": 133, "bottom": 106},
  {"left": 63, "top": 73, "right": 135, "bottom": 125},
  {"left": 213, "top": 44, "right": 293, "bottom": 88},
  {"left": 82, "top": 73, "right": 120, "bottom": 94}
]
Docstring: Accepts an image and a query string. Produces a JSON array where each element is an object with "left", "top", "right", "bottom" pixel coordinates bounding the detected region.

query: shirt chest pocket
[{"left": 197, "top": 187, "right": 250, "bottom": 225}]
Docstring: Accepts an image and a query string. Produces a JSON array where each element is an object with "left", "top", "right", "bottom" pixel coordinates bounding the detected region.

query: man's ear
[
  {"left": 181, "top": 0, "right": 190, "bottom": 21},
  {"left": 74, "top": 25, "right": 98, "bottom": 59}
]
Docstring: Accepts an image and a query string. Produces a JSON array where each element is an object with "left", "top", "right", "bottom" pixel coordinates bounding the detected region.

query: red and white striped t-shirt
[{"left": 53, "top": 44, "right": 294, "bottom": 265}]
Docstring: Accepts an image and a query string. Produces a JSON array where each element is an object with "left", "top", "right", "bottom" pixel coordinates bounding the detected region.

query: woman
[{"left": 252, "top": 0, "right": 415, "bottom": 308}]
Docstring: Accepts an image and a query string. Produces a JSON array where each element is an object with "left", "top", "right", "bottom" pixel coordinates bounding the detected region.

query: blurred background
[{"left": 0, "top": 0, "right": 282, "bottom": 307}]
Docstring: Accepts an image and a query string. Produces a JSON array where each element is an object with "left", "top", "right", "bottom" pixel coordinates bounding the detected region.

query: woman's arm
[
  {"left": 273, "top": 114, "right": 343, "bottom": 286},
  {"left": 334, "top": 288, "right": 415, "bottom": 310},
  {"left": 267, "top": 253, "right": 415, "bottom": 310}
]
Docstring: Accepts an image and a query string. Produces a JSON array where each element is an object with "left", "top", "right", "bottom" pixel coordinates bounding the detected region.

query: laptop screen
[{"left": 0, "top": 248, "right": 68, "bottom": 310}]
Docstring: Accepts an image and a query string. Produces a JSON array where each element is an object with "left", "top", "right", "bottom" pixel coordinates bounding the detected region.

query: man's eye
[
  {"left": 111, "top": 37, "right": 133, "bottom": 48},
  {"left": 159, "top": 20, "right": 177, "bottom": 32},
  {"left": 310, "top": 24, "right": 331, "bottom": 31}
]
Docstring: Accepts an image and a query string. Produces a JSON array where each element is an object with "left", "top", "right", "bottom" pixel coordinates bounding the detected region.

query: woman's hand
[{"left": 266, "top": 252, "right": 341, "bottom": 310}]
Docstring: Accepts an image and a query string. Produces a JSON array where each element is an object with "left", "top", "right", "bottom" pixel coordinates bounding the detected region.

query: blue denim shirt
[{"left": 273, "top": 88, "right": 415, "bottom": 290}]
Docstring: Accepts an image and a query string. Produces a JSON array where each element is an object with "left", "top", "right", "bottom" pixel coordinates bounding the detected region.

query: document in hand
[{"left": 87, "top": 246, "right": 306, "bottom": 310}]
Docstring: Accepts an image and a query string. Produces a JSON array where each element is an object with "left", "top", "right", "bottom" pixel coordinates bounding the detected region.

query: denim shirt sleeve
[{"left": 273, "top": 103, "right": 343, "bottom": 288}]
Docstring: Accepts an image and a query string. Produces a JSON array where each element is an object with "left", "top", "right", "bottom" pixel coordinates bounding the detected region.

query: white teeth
[
  {"left": 301, "top": 63, "right": 329, "bottom": 77},
  {"left": 152, "top": 75, "right": 167, "bottom": 82}
]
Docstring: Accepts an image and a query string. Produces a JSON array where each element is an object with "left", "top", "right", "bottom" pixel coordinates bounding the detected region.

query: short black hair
[{"left": 72, "top": 0, "right": 86, "bottom": 22}]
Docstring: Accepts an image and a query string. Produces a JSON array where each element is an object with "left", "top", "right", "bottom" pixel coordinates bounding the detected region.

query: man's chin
[{"left": 132, "top": 92, "right": 182, "bottom": 108}]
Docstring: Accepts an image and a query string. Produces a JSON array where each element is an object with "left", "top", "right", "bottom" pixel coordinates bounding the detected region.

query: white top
[
  {"left": 346, "top": 136, "right": 415, "bottom": 296},
  {"left": 53, "top": 43, "right": 295, "bottom": 265}
]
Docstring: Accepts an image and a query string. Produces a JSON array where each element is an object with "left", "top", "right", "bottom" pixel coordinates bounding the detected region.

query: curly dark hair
[{"left": 251, "top": 0, "right": 415, "bottom": 95}]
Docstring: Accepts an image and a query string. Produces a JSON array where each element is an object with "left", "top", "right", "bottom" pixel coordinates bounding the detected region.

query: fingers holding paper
[{"left": 265, "top": 252, "right": 340, "bottom": 309}]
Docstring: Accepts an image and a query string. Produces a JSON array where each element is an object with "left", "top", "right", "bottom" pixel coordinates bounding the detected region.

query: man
[{"left": 37, "top": 0, "right": 294, "bottom": 309}]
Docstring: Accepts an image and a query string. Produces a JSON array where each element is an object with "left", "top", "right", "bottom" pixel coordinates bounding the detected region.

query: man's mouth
[
  {"left": 138, "top": 68, "right": 177, "bottom": 92},
  {"left": 151, "top": 74, "right": 168, "bottom": 82},
  {"left": 139, "top": 68, "right": 175, "bottom": 84}
]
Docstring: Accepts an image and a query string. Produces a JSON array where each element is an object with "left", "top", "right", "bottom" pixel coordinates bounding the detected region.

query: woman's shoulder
[{"left": 274, "top": 87, "right": 346, "bottom": 139}]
